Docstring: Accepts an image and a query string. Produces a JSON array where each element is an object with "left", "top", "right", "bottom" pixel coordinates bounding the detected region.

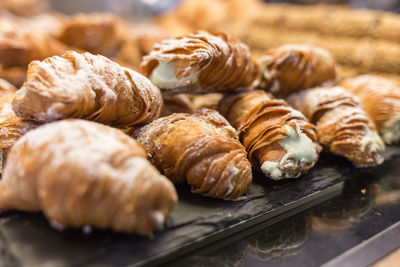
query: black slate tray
[{"left": 1, "top": 147, "right": 400, "bottom": 267}]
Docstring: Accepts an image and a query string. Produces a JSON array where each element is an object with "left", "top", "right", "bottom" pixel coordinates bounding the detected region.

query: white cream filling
[
  {"left": 150, "top": 61, "right": 199, "bottom": 89},
  {"left": 280, "top": 125, "right": 318, "bottom": 166},
  {"left": 261, "top": 125, "right": 317, "bottom": 180},
  {"left": 381, "top": 116, "right": 400, "bottom": 144},
  {"left": 261, "top": 161, "right": 282, "bottom": 180},
  {"left": 151, "top": 211, "right": 165, "bottom": 230},
  {"left": 361, "top": 126, "right": 385, "bottom": 153}
]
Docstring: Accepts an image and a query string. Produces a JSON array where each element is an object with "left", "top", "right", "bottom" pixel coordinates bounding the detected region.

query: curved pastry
[
  {"left": 0, "top": 78, "right": 16, "bottom": 96},
  {"left": 258, "top": 44, "right": 337, "bottom": 98},
  {"left": 0, "top": 119, "right": 177, "bottom": 234},
  {"left": 0, "top": 94, "right": 41, "bottom": 173},
  {"left": 190, "top": 93, "right": 223, "bottom": 111},
  {"left": 287, "top": 86, "right": 385, "bottom": 167},
  {"left": 0, "top": 0, "right": 48, "bottom": 17},
  {"left": 141, "top": 31, "right": 260, "bottom": 94},
  {"left": 12, "top": 51, "right": 162, "bottom": 128},
  {"left": 59, "top": 13, "right": 124, "bottom": 56},
  {"left": 219, "top": 90, "right": 321, "bottom": 180},
  {"left": 161, "top": 94, "right": 195, "bottom": 117},
  {"left": 133, "top": 109, "right": 252, "bottom": 200},
  {"left": 0, "top": 17, "right": 68, "bottom": 68},
  {"left": 0, "top": 65, "right": 26, "bottom": 88},
  {"left": 341, "top": 75, "right": 400, "bottom": 144}
]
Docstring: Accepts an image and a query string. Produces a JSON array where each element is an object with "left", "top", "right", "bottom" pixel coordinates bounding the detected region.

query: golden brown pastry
[
  {"left": 287, "top": 86, "right": 385, "bottom": 167},
  {"left": 219, "top": 90, "right": 321, "bottom": 180},
  {"left": 141, "top": 31, "right": 260, "bottom": 94},
  {"left": 0, "top": 94, "right": 40, "bottom": 173},
  {"left": 0, "top": 119, "right": 177, "bottom": 234},
  {"left": 258, "top": 44, "right": 337, "bottom": 98},
  {"left": 341, "top": 75, "right": 400, "bottom": 144},
  {"left": 133, "top": 109, "right": 252, "bottom": 200},
  {"left": 0, "top": 65, "right": 26, "bottom": 88},
  {"left": 0, "top": 17, "right": 68, "bottom": 68},
  {"left": 59, "top": 13, "right": 124, "bottom": 56},
  {"left": 12, "top": 51, "right": 162, "bottom": 128},
  {"left": 0, "top": 77, "right": 16, "bottom": 95},
  {"left": 0, "top": 0, "right": 48, "bottom": 17},
  {"left": 161, "top": 94, "right": 195, "bottom": 117},
  {"left": 190, "top": 93, "right": 223, "bottom": 111}
]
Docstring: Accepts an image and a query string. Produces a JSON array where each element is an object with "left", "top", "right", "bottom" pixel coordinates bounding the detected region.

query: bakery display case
[{"left": 0, "top": 0, "right": 399, "bottom": 266}]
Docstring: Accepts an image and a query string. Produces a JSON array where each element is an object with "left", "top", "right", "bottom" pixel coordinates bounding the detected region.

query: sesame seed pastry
[
  {"left": 0, "top": 119, "right": 177, "bottom": 235},
  {"left": 219, "top": 90, "right": 321, "bottom": 180},
  {"left": 133, "top": 109, "right": 252, "bottom": 200},
  {"left": 287, "top": 86, "right": 385, "bottom": 167}
]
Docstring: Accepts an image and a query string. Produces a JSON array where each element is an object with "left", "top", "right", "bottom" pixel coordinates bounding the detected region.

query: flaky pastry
[
  {"left": 141, "top": 31, "right": 260, "bottom": 94},
  {"left": 0, "top": 17, "right": 68, "bottom": 68},
  {"left": 59, "top": 13, "right": 124, "bottom": 56},
  {"left": 161, "top": 94, "right": 195, "bottom": 117},
  {"left": 0, "top": 65, "right": 26, "bottom": 87},
  {"left": 12, "top": 51, "right": 162, "bottom": 128},
  {"left": 287, "top": 86, "right": 385, "bottom": 167},
  {"left": 258, "top": 44, "right": 337, "bottom": 98},
  {"left": 0, "top": 94, "right": 40, "bottom": 173},
  {"left": 0, "top": 77, "right": 16, "bottom": 96},
  {"left": 219, "top": 90, "right": 321, "bottom": 180},
  {"left": 133, "top": 109, "right": 252, "bottom": 200},
  {"left": 0, "top": 119, "right": 177, "bottom": 234},
  {"left": 341, "top": 75, "right": 400, "bottom": 144}
]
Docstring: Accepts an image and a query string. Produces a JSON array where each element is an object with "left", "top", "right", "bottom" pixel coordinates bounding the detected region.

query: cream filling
[
  {"left": 381, "top": 116, "right": 400, "bottom": 144},
  {"left": 360, "top": 126, "right": 385, "bottom": 153},
  {"left": 261, "top": 161, "right": 282, "bottom": 180},
  {"left": 150, "top": 61, "right": 199, "bottom": 89},
  {"left": 261, "top": 125, "right": 317, "bottom": 180}
]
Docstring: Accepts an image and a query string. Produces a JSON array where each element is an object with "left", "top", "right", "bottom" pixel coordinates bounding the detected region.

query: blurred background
[{"left": 49, "top": 0, "right": 400, "bottom": 15}]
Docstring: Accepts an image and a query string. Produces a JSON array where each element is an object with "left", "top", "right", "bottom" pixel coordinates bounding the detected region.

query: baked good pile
[{"left": 0, "top": 0, "right": 399, "bottom": 235}]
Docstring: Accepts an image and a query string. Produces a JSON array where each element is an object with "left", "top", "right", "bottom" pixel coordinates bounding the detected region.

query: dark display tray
[{"left": 1, "top": 147, "right": 400, "bottom": 267}]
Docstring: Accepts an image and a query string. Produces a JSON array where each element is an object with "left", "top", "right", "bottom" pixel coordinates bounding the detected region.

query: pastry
[
  {"left": 12, "top": 51, "right": 162, "bottom": 128},
  {"left": 0, "top": 65, "right": 26, "bottom": 88},
  {"left": 190, "top": 93, "right": 223, "bottom": 111},
  {"left": 0, "top": 94, "right": 41, "bottom": 173},
  {"left": 0, "top": 17, "right": 68, "bottom": 68},
  {"left": 258, "top": 44, "right": 337, "bottom": 98},
  {"left": 341, "top": 75, "right": 400, "bottom": 144},
  {"left": 219, "top": 90, "right": 321, "bottom": 180},
  {"left": 0, "top": 119, "right": 177, "bottom": 234},
  {"left": 287, "top": 86, "right": 385, "bottom": 167},
  {"left": 161, "top": 94, "right": 195, "bottom": 117},
  {"left": 133, "top": 109, "right": 252, "bottom": 200},
  {"left": 217, "top": 21, "right": 400, "bottom": 75},
  {"left": 0, "top": 77, "right": 16, "bottom": 96},
  {"left": 0, "top": 0, "right": 48, "bottom": 17},
  {"left": 141, "top": 31, "right": 260, "bottom": 94},
  {"left": 59, "top": 13, "right": 124, "bottom": 56}
]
